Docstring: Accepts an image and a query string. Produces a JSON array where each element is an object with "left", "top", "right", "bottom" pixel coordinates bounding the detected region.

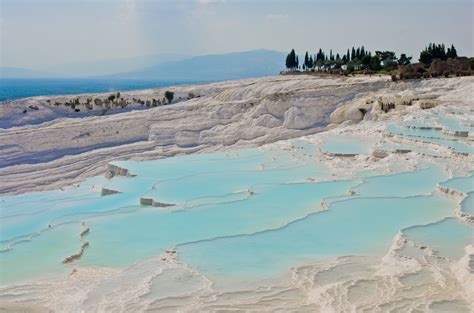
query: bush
[
  {"left": 469, "top": 57, "right": 474, "bottom": 70},
  {"left": 164, "top": 91, "right": 174, "bottom": 104},
  {"left": 347, "top": 63, "right": 355, "bottom": 74},
  {"left": 419, "top": 51, "right": 433, "bottom": 65}
]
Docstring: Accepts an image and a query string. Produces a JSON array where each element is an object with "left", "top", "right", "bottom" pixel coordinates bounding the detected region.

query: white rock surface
[{"left": 1, "top": 75, "right": 473, "bottom": 195}]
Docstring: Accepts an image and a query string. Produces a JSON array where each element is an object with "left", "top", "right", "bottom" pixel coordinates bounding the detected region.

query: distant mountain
[
  {"left": 45, "top": 53, "right": 189, "bottom": 77},
  {"left": 0, "top": 67, "right": 57, "bottom": 79},
  {"left": 108, "top": 49, "right": 286, "bottom": 81},
  {"left": 1, "top": 50, "right": 286, "bottom": 81}
]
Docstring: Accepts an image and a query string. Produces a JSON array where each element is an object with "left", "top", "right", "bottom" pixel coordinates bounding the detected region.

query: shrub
[
  {"left": 347, "top": 63, "right": 355, "bottom": 74},
  {"left": 164, "top": 91, "right": 174, "bottom": 104},
  {"left": 419, "top": 51, "right": 433, "bottom": 65}
]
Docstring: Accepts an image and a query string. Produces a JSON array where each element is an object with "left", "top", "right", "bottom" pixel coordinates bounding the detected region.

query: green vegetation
[
  {"left": 284, "top": 43, "right": 464, "bottom": 77},
  {"left": 419, "top": 43, "right": 458, "bottom": 65},
  {"left": 164, "top": 91, "right": 174, "bottom": 104},
  {"left": 285, "top": 49, "right": 299, "bottom": 71}
]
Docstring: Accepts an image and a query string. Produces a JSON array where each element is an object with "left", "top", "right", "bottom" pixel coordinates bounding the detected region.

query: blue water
[
  {"left": 440, "top": 172, "right": 473, "bottom": 194},
  {"left": 0, "top": 79, "right": 208, "bottom": 101},
  {"left": 1, "top": 139, "right": 468, "bottom": 285},
  {"left": 0, "top": 104, "right": 472, "bottom": 287},
  {"left": 321, "top": 135, "right": 371, "bottom": 155},
  {"left": 404, "top": 218, "right": 473, "bottom": 260}
]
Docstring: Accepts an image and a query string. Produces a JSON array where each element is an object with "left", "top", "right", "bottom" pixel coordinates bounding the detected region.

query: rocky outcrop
[
  {"left": 330, "top": 99, "right": 374, "bottom": 124},
  {"left": 437, "top": 185, "right": 464, "bottom": 197},
  {"left": 419, "top": 102, "right": 438, "bottom": 110},
  {"left": 372, "top": 150, "right": 389, "bottom": 158},
  {"left": 442, "top": 130, "right": 469, "bottom": 137},
  {"left": 101, "top": 188, "right": 121, "bottom": 196},
  {"left": 139, "top": 197, "right": 174, "bottom": 207},
  {"left": 106, "top": 164, "right": 131, "bottom": 178},
  {"left": 398, "top": 63, "right": 425, "bottom": 79},
  {"left": 62, "top": 242, "right": 89, "bottom": 264},
  {"left": 398, "top": 58, "right": 471, "bottom": 80},
  {"left": 430, "top": 57, "right": 471, "bottom": 76}
]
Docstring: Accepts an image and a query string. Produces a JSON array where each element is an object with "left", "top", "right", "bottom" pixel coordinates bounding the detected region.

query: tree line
[
  {"left": 419, "top": 43, "right": 457, "bottom": 65},
  {"left": 285, "top": 43, "right": 459, "bottom": 73}
]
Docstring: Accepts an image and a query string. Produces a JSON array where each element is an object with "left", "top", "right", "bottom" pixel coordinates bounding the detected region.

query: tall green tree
[
  {"left": 370, "top": 56, "right": 382, "bottom": 71},
  {"left": 304, "top": 51, "right": 309, "bottom": 70},
  {"left": 375, "top": 51, "right": 397, "bottom": 69},
  {"left": 361, "top": 54, "right": 372, "bottom": 69},
  {"left": 447, "top": 44, "right": 458, "bottom": 58},
  {"left": 398, "top": 53, "right": 412, "bottom": 65},
  {"left": 308, "top": 55, "right": 314, "bottom": 69},
  {"left": 419, "top": 50, "right": 433, "bottom": 65}
]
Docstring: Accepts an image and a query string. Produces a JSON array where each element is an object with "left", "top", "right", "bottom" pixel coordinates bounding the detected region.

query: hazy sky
[{"left": 1, "top": 0, "right": 473, "bottom": 69}]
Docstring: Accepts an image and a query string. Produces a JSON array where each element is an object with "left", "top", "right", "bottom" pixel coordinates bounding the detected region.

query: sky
[{"left": 1, "top": 0, "right": 473, "bottom": 70}]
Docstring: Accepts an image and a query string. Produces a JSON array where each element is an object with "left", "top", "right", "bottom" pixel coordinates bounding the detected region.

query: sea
[{"left": 0, "top": 78, "right": 207, "bottom": 102}]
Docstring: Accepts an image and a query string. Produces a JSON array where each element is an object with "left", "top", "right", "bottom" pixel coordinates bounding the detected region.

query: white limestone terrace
[
  {"left": 0, "top": 75, "right": 473, "bottom": 313},
  {"left": 0, "top": 75, "right": 473, "bottom": 195}
]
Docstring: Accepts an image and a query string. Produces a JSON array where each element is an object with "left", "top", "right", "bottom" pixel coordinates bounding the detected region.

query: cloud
[
  {"left": 196, "top": 0, "right": 226, "bottom": 5},
  {"left": 265, "top": 13, "right": 289, "bottom": 21},
  {"left": 120, "top": 0, "right": 137, "bottom": 24},
  {"left": 191, "top": 0, "right": 225, "bottom": 18}
]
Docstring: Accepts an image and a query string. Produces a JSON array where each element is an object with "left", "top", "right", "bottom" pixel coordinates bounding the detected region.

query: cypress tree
[
  {"left": 449, "top": 44, "right": 458, "bottom": 58},
  {"left": 289, "top": 49, "right": 296, "bottom": 70},
  {"left": 351, "top": 47, "right": 356, "bottom": 61}
]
